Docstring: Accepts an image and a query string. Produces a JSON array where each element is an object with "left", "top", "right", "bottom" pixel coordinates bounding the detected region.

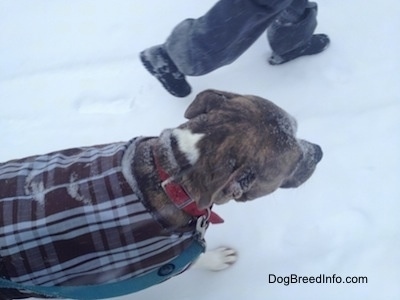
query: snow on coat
[{"left": 0, "top": 138, "right": 197, "bottom": 288}]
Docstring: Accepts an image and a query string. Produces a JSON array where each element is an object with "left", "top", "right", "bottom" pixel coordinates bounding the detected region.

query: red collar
[{"left": 153, "top": 150, "right": 224, "bottom": 224}]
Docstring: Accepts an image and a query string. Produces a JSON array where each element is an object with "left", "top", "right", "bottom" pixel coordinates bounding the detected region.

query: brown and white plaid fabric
[{"left": 0, "top": 138, "right": 195, "bottom": 287}]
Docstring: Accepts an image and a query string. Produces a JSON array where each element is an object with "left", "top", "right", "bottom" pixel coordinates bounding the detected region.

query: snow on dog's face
[{"left": 175, "top": 90, "right": 323, "bottom": 209}]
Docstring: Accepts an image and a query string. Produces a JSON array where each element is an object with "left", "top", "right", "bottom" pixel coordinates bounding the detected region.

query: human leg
[
  {"left": 140, "top": 0, "right": 293, "bottom": 97},
  {"left": 164, "top": 0, "right": 292, "bottom": 76},
  {"left": 267, "top": 0, "right": 330, "bottom": 65}
]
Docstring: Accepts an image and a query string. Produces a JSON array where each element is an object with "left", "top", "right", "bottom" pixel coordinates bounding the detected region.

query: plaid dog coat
[{"left": 0, "top": 138, "right": 204, "bottom": 299}]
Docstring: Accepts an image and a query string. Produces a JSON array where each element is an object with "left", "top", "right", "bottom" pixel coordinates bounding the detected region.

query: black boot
[
  {"left": 268, "top": 34, "right": 330, "bottom": 65},
  {"left": 140, "top": 45, "right": 191, "bottom": 97}
]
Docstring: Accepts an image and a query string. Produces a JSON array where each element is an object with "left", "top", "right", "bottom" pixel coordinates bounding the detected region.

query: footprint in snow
[{"left": 76, "top": 96, "right": 135, "bottom": 114}]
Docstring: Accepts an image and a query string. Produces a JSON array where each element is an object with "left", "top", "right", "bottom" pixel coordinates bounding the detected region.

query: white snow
[
  {"left": 1, "top": 0, "right": 399, "bottom": 299},
  {"left": 67, "top": 172, "right": 92, "bottom": 205}
]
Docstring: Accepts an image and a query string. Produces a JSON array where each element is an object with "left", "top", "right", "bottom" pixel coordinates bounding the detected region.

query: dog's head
[{"left": 165, "top": 90, "right": 322, "bottom": 209}]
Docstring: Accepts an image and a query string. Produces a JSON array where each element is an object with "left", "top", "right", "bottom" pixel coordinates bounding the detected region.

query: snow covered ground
[{"left": 1, "top": 0, "right": 399, "bottom": 299}]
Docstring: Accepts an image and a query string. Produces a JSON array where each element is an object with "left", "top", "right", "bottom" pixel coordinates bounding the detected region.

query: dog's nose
[{"left": 313, "top": 144, "right": 323, "bottom": 163}]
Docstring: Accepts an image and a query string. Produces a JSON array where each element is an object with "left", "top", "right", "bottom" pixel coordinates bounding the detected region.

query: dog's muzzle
[{"left": 280, "top": 142, "right": 323, "bottom": 188}]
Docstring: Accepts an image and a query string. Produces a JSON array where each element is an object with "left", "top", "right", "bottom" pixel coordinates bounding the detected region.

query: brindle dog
[
  {"left": 0, "top": 89, "right": 322, "bottom": 298},
  {"left": 135, "top": 89, "right": 322, "bottom": 226}
]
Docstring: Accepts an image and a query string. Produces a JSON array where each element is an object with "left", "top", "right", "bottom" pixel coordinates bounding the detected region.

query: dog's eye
[{"left": 238, "top": 170, "right": 256, "bottom": 191}]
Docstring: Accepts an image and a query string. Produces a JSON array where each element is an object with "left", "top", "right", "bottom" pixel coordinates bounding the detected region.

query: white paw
[{"left": 194, "top": 247, "right": 238, "bottom": 271}]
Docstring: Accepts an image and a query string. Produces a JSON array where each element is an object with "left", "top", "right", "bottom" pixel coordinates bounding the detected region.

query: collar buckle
[{"left": 196, "top": 214, "right": 209, "bottom": 241}]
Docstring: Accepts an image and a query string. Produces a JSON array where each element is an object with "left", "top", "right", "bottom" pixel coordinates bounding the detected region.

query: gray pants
[{"left": 164, "top": 0, "right": 318, "bottom": 76}]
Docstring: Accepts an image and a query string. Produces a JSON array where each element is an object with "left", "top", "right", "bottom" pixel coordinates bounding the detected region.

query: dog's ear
[
  {"left": 184, "top": 89, "right": 240, "bottom": 119},
  {"left": 197, "top": 167, "right": 257, "bottom": 209}
]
